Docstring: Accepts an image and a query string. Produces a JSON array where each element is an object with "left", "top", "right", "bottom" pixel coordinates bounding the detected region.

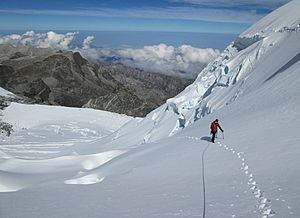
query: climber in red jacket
[{"left": 210, "top": 119, "right": 224, "bottom": 143}]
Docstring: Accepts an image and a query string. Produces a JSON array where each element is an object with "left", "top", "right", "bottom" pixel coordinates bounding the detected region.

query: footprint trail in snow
[
  {"left": 216, "top": 141, "right": 276, "bottom": 218},
  {"left": 185, "top": 136, "right": 276, "bottom": 218}
]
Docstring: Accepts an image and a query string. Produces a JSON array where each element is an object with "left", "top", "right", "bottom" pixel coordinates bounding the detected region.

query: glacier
[{"left": 0, "top": 1, "right": 300, "bottom": 217}]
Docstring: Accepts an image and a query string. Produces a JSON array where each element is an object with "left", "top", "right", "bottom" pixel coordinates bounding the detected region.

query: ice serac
[{"left": 114, "top": 0, "right": 300, "bottom": 143}]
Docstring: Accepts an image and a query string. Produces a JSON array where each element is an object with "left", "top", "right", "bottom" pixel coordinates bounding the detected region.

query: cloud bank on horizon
[
  {"left": 0, "top": 31, "right": 220, "bottom": 78},
  {"left": 0, "top": 31, "right": 78, "bottom": 50},
  {"left": 79, "top": 44, "right": 220, "bottom": 79}
]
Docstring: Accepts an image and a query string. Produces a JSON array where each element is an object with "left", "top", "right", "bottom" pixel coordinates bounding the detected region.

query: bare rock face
[{"left": 0, "top": 45, "right": 192, "bottom": 117}]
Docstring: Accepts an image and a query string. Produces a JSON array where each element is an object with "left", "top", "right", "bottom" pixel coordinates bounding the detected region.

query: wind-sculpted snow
[
  {"left": 2, "top": 102, "right": 132, "bottom": 133},
  {"left": 0, "top": 103, "right": 133, "bottom": 192},
  {"left": 0, "top": 150, "right": 125, "bottom": 192}
]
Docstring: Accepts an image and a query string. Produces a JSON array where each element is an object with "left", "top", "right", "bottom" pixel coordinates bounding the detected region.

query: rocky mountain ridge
[{"left": 0, "top": 44, "right": 192, "bottom": 117}]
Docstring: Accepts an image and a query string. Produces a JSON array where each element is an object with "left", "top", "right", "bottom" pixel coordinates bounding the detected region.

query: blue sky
[{"left": 0, "top": 0, "right": 291, "bottom": 33}]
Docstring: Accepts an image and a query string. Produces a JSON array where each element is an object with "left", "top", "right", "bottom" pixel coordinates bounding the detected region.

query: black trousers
[{"left": 211, "top": 132, "right": 217, "bottom": 143}]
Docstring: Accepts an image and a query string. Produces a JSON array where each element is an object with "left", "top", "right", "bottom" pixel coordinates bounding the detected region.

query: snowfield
[{"left": 1, "top": 1, "right": 300, "bottom": 217}]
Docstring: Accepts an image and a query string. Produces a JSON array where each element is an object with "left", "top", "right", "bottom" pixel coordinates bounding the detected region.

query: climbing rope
[{"left": 201, "top": 141, "right": 210, "bottom": 218}]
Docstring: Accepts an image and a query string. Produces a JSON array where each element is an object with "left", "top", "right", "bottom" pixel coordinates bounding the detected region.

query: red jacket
[{"left": 210, "top": 121, "right": 223, "bottom": 133}]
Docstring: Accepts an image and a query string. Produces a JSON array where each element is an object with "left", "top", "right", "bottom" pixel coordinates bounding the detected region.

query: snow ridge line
[{"left": 184, "top": 136, "right": 276, "bottom": 218}]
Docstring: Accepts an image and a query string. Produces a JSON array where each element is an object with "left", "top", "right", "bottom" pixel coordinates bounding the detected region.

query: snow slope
[
  {"left": 0, "top": 1, "right": 300, "bottom": 217},
  {"left": 2, "top": 102, "right": 133, "bottom": 135},
  {"left": 0, "top": 87, "right": 16, "bottom": 98}
]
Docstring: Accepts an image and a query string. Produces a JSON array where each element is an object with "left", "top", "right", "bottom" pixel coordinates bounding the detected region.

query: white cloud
[
  {"left": 0, "top": 34, "right": 22, "bottom": 45},
  {"left": 0, "top": 31, "right": 78, "bottom": 49},
  {"left": 82, "top": 36, "right": 95, "bottom": 49},
  {"left": 0, "top": 31, "right": 220, "bottom": 78},
  {"left": 78, "top": 44, "right": 220, "bottom": 78}
]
